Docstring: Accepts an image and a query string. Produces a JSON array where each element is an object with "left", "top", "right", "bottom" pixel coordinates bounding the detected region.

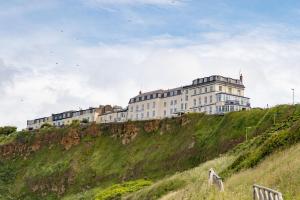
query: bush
[
  {"left": 81, "top": 119, "right": 89, "bottom": 124},
  {"left": 95, "top": 179, "right": 152, "bottom": 200},
  {"left": 0, "top": 126, "right": 17, "bottom": 135},
  {"left": 70, "top": 120, "right": 80, "bottom": 127},
  {"left": 222, "top": 119, "right": 300, "bottom": 178},
  {"left": 41, "top": 123, "right": 52, "bottom": 129}
]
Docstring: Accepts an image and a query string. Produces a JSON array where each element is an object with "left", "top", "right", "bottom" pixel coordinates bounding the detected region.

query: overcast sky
[{"left": 1, "top": 0, "right": 300, "bottom": 129}]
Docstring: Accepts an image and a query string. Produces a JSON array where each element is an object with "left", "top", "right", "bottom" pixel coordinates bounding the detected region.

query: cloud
[{"left": 1, "top": 25, "right": 300, "bottom": 129}]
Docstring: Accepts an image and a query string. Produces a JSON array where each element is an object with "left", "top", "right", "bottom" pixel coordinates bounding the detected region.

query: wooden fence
[
  {"left": 253, "top": 184, "right": 284, "bottom": 200},
  {"left": 208, "top": 168, "right": 224, "bottom": 192}
]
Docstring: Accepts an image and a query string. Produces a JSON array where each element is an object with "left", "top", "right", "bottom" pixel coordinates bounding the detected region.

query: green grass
[
  {"left": 125, "top": 144, "right": 300, "bottom": 200},
  {"left": 0, "top": 105, "right": 300, "bottom": 199},
  {"left": 124, "top": 156, "right": 236, "bottom": 200}
]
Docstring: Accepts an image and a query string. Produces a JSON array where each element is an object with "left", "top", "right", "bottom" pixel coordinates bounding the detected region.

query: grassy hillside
[
  {"left": 126, "top": 143, "right": 300, "bottom": 200},
  {"left": 0, "top": 104, "right": 299, "bottom": 199}
]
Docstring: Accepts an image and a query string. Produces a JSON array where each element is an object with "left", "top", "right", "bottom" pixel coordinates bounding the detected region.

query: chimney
[
  {"left": 240, "top": 73, "right": 243, "bottom": 83},
  {"left": 139, "top": 90, "right": 142, "bottom": 95}
]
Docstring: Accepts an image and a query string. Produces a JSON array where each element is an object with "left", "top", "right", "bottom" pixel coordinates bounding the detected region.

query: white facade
[
  {"left": 27, "top": 75, "right": 251, "bottom": 130},
  {"left": 98, "top": 108, "right": 128, "bottom": 123},
  {"left": 27, "top": 117, "right": 52, "bottom": 130},
  {"left": 127, "top": 75, "right": 250, "bottom": 120},
  {"left": 72, "top": 108, "right": 100, "bottom": 123}
]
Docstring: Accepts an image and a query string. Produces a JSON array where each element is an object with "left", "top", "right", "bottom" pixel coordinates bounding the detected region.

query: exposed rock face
[
  {"left": 180, "top": 115, "right": 191, "bottom": 126},
  {"left": 122, "top": 123, "right": 140, "bottom": 145},
  {"left": 60, "top": 129, "right": 80, "bottom": 150},
  {"left": 0, "top": 122, "right": 147, "bottom": 159},
  {"left": 144, "top": 120, "right": 160, "bottom": 133}
]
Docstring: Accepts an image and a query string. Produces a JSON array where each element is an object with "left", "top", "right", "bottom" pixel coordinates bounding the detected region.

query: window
[
  {"left": 130, "top": 106, "right": 133, "bottom": 112},
  {"left": 210, "top": 96, "right": 213, "bottom": 103},
  {"left": 199, "top": 97, "right": 202, "bottom": 105},
  {"left": 199, "top": 88, "right": 202, "bottom": 93},
  {"left": 153, "top": 102, "right": 156, "bottom": 108},
  {"left": 185, "top": 103, "right": 187, "bottom": 109},
  {"left": 136, "top": 105, "right": 139, "bottom": 111},
  {"left": 217, "top": 95, "right": 222, "bottom": 102},
  {"left": 174, "top": 108, "right": 177, "bottom": 113},
  {"left": 204, "top": 97, "right": 208, "bottom": 104},
  {"left": 164, "top": 102, "right": 167, "bottom": 107},
  {"left": 171, "top": 100, "right": 173, "bottom": 105},
  {"left": 170, "top": 109, "right": 173, "bottom": 114},
  {"left": 219, "top": 86, "right": 222, "bottom": 91},
  {"left": 142, "top": 104, "right": 144, "bottom": 111},
  {"left": 181, "top": 103, "right": 184, "bottom": 110},
  {"left": 194, "top": 89, "right": 196, "bottom": 95},
  {"left": 174, "top": 100, "right": 177, "bottom": 105},
  {"left": 152, "top": 110, "right": 155, "bottom": 117},
  {"left": 147, "top": 103, "right": 150, "bottom": 109},
  {"left": 229, "top": 87, "right": 232, "bottom": 94},
  {"left": 147, "top": 112, "right": 149, "bottom": 118},
  {"left": 141, "top": 113, "right": 144, "bottom": 119},
  {"left": 185, "top": 90, "right": 188, "bottom": 94},
  {"left": 238, "top": 90, "right": 241, "bottom": 96},
  {"left": 205, "top": 87, "right": 208, "bottom": 93},
  {"left": 210, "top": 86, "right": 214, "bottom": 92},
  {"left": 164, "top": 110, "right": 167, "bottom": 116},
  {"left": 185, "top": 95, "right": 188, "bottom": 101},
  {"left": 136, "top": 114, "right": 138, "bottom": 119},
  {"left": 193, "top": 99, "right": 196, "bottom": 106}
]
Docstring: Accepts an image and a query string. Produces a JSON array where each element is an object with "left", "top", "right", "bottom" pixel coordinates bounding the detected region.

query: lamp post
[{"left": 292, "top": 88, "right": 295, "bottom": 105}]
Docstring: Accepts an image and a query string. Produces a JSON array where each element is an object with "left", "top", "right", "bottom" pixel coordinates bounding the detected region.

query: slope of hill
[
  {"left": 0, "top": 104, "right": 299, "bottom": 199},
  {"left": 125, "top": 112, "right": 300, "bottom": 200},
  {"left": 125, "top": 143, "right": 300, "bottom": 200}
]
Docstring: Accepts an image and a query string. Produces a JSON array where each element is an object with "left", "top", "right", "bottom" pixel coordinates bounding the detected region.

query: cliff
[{"left": 0, "top": 105, "right": 299, "bottom": 200}]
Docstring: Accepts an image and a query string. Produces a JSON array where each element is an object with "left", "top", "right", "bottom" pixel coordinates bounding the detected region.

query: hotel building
[
  {"left": 26, "top": 74, "right": 251, "bottom": 130},
  {"left": 127, "top": 75, "right": 250, "bottom": 121}
]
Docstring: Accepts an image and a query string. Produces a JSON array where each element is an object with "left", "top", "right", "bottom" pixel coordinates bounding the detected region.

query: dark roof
[
  {"left": 184, "top": 75, "right": 244, "bottom": 89},
  {"left": 129, "top": 87, "right": 183, "bottom": 104}
]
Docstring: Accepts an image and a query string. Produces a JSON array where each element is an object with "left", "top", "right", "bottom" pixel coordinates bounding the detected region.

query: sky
[{"left": 1, "top": 0, "right": 300, "bottom": 129}]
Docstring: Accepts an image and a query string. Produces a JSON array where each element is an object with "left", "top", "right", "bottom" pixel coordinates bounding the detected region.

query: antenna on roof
[{"left": 239, "top": 69, "right": 243, "bottom": 83}]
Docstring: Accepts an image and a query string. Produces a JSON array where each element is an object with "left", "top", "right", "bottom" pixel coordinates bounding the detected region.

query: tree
[
  {"left": 0, "top": 126, "right": 17, "bottom": 135},
  {"left": 41, "top": 123, "right": 52, "bottom": 129},
  {"left": 81, "top": 118, "right": 89, "bottom": 124},
  {"left": 70, "top": 120, "right": 80, "bottom": 127}
]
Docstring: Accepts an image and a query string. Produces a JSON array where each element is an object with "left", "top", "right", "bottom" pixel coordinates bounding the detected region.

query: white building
[
  {"left": 26, "top": 74, "right": 251, "bottom": 129},
  {"left": 127, "top": 75, "right": 250, "bottom": 120},
  {"left": 27, "top": 116, "right": 52, "bottom": 130},
  {"left": 97, "top": 106, "right": 128, "bottom": 123}
]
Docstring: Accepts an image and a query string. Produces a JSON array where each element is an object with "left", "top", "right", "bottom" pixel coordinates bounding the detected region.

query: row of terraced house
[{"left": 27, "top": 74, "right": 251, "bottom": 130}]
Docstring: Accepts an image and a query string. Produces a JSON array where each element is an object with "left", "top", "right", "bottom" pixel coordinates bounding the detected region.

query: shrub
[
  {"left": 41, "top": 123, "right": 52, "bottom": 129},
  {"left": 0, "top": 126, "right": 17, "bottom": 135},
  {"left": 81, "top": 119, "right": 89, "bottom": 124},
  {"left": 70, "top": 120, "right": 80, "bottom": 127},
  {"left": 95, "top": 179, "right": 152, "bottom": 200},
  {"left": 222, "top": 120, "right": 300, "bottom": 178}
]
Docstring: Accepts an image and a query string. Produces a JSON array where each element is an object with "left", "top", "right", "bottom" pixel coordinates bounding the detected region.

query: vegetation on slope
[
  {"left": 0, "top": 104, "right": 299, "bottom": 199},
  {"left": 125, "top": 105, "right": 300, "bottom": 200},
  {"left": 133, "top": 142, "right": 300, "bottom": 200}
]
